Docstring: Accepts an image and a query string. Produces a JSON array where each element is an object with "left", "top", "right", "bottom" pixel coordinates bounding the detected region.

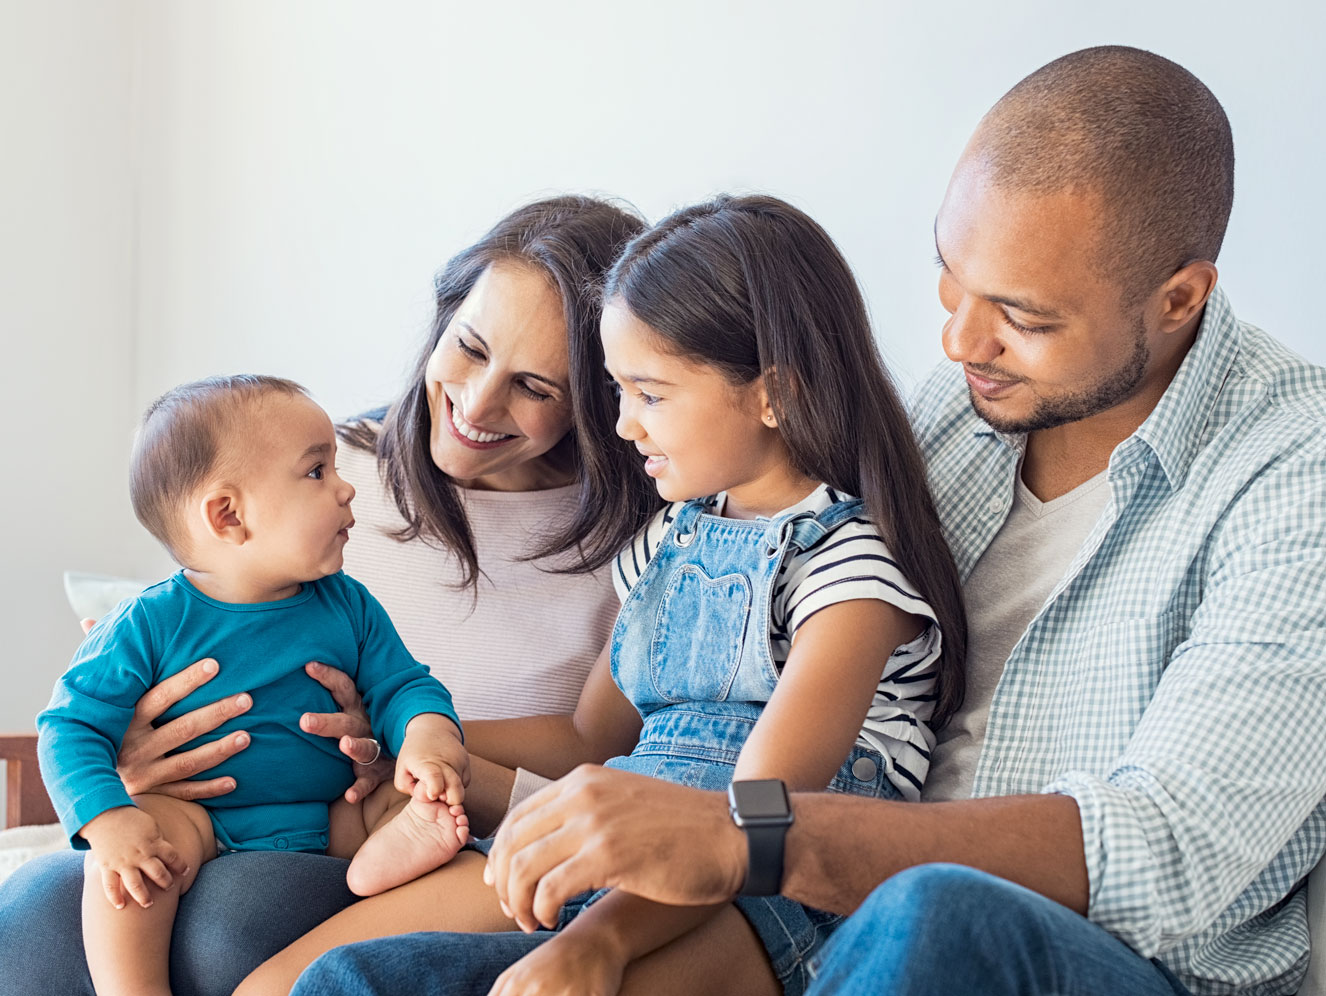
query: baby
[{"left": 37, "top": 374, "right": 470, "bottom": 996}]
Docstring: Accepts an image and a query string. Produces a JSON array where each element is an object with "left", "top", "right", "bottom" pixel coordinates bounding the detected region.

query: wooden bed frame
[{"left": 0, "top": 734, "right": 56, "bottom": 828}]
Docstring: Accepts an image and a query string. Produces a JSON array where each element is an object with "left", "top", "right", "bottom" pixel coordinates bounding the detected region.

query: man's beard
[{"left": 968, "top": 315, "right": 1150, "bottom": 434}]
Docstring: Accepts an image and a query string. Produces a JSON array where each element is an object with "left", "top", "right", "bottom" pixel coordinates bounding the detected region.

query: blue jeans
[
  {"left": 289, "top": 864, "right": 1195, "bottom": 996},
  {"left": 290, "top": 931, "right": 554, "bottom": 995},
  {"left": 0, "top": 848, "right": 357, "bottom": 996},
  {"left": 804, "top": 864, "right": 1193, "bottom": 996}
]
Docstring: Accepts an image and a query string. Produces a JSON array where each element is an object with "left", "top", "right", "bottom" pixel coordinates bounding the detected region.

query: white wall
[
  {"left": 0, "top": 1, "right": 140, "bottom": 734},
  {"left": 4, "top": 0, "right": 1324, "bottom": 735}
]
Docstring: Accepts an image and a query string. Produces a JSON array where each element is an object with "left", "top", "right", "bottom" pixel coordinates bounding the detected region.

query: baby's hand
[
  {"left": 395, "top": 713, "right": 470, "bottom": 807},
  {"left": 79, "top": 806, "right": 189, "bottom": 909}
]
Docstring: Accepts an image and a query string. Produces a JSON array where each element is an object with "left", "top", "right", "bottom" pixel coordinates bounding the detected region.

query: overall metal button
[{"left": 851, "top": 757, "right": 878, "bottom": 781}]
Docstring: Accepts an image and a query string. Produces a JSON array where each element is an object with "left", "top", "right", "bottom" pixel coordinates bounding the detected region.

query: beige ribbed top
[{"left": 336, "top": 440, "right": 617, "bottom": 722}]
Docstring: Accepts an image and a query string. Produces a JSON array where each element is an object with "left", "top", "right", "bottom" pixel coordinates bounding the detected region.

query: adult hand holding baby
[
  {"left": 115, "top": 656, "right": 253, "bottom": 800},
  {"left": 80, "top": 617, "right": 256, "bottom": 802},
  {"left": 94, "top": 606, "right": 387, "bottom": 805},
  {"left": 300, "top": 659, "right": 396, "bottom": 804}
]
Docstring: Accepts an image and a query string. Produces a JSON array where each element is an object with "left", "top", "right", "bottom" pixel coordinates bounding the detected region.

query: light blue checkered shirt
[{"left": 911, "top": 287, "right": 1326, "bottom": 995}]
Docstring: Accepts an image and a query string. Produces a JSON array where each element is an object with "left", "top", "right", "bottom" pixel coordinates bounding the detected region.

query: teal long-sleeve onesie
[{"left": 37, "top": 570, "right": 459, "bottom": 852}]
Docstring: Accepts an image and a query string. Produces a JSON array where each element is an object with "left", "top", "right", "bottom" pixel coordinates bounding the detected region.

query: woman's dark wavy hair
[
  {"left": 604, "top": 195, "right": 967, "bottom": 727},
  {"left": 341, "top": 195, "right": 659, "bottom": 588}
]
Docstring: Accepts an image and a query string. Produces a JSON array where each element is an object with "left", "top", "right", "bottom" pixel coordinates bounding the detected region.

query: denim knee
[
  {"left": 810, "top": 864, "right": 1188, "bottom": 996},
  {"left": 288, "top": 947, "right": 353, "bottom": 996},
  {"left": 807, "top": 863, "right": 1031, "bottom": 994},
  {"left": 859, "top": 862, "right": 991, "bottom": 936}
]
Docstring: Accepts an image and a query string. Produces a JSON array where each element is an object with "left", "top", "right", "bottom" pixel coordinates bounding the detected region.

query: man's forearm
[
  {"left": 487, "top": 767, "right": 1089, "bottom": 932},
  {"left": 777, "top": 792, "right": 1088, "bottom": 915}
]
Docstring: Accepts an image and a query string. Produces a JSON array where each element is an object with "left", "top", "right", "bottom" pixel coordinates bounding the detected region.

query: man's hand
[
  {"left": 80, "top": 806, "right": 189, "bottom": 909},
  {"left": 396, "top": 713, "right": 470, "bottom": 806},
  {"left": 484, "top": 765, "right": 746, "bottom": 932},
  {"left": 117, "top": 657, "right": 252, "bottom": 799},
  {"left": 300, "top": 661, "right": 394, "bottom": 804}
]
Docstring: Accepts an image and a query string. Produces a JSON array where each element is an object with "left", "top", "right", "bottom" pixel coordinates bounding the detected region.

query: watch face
[{"left": 731, "top": 779, "right": 791, "bottom": 820}]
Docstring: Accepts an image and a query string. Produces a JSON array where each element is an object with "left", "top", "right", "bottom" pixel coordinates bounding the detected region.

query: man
[{"left": 300, "top": 46, "right": 1326, "bottom": 995}]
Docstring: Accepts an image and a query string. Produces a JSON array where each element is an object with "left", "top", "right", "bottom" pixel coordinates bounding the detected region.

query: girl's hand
[
  {"left": 396, "top": 714, "right": 470, "bottom": 806},
  {"left": 486, "top": 932, "right": 626, "bottom": 996},
  {"left": 300, "top": 661, "right": 395, "bottom": 804},
  {"left": 117, "top": 657, "right": 253, "bottom": 800},
  {"left": 79, "top": 806, "right": 189, "bottom": 909}
]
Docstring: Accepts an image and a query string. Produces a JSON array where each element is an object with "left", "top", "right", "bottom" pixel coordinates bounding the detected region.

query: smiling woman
[
  {"left": 343, "top": 197, "right": 658, "bottom": 591},
  {"left": 424, "top": 261, "right": 574, "bottom": 489}
]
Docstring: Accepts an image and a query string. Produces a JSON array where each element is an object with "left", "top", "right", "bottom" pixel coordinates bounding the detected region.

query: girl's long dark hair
[
  {"left": 341, "top": 195, "right": 659, "bottom": 588},
  {"left": 604, "top": 195, "right": 967, "bottom": 727}
]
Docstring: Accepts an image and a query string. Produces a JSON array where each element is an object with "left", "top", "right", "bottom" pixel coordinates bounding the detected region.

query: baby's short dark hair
[{"left": 130, "top": 374, "right": 307, "bottom": 562}]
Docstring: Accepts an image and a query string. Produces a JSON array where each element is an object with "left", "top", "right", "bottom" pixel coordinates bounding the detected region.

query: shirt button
[
  {"left": 851, "top": 757, "right": 878, "bottom": 781},
  {"left": 319, "top": 833, "right": 328, "bottom": 847},
  {"left": 987, "top": 498, "right": 1003, "bottom": 516},
  {"left": 275, "top": 837, "right": 288, "bottom": 850}
]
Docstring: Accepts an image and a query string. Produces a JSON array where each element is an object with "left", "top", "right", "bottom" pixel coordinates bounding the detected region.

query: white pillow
[
  {"left": 62, "top": 571, "right": 151, "bottom": 622},
  {"left": 0, "top": 824, "right": 67, "bottom": 886}
]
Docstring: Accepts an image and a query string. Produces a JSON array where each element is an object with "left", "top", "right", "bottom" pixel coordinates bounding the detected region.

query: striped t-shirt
[{"left": 612, "top": 484, "right": 942, "bottom": 800}]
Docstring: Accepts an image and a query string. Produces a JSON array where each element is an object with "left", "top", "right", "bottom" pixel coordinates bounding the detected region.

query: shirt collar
[
  {"left": 1130, "top": 285, "right": 1241, "bottom": 490},
  {"left": 969, "top": 285, "right": 1243, "bottom": 492},
  {"left": 712, "top": 482, "right": 842, "bottom": 520}
]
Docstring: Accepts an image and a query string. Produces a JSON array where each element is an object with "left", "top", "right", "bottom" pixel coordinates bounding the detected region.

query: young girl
[{"left": 238, "top": 195, "right": 967, "bottom": 996}]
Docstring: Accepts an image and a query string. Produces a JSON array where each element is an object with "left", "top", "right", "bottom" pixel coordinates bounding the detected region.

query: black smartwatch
[{"left": 728, "top": 778, "right": 794, "bottom": 896}]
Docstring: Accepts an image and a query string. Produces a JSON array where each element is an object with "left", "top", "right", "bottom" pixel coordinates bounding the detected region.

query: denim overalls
[{"left": 601, "top": 495, "right": 902, "bottom": 996}]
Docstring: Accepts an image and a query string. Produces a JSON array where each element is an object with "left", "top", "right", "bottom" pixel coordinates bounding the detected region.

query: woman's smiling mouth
[{"left": 445, "top": 394, "right": 517, "bottom": 449}]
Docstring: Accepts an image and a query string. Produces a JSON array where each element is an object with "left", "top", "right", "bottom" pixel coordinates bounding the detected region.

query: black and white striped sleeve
[
  {"left": 776, "top": 517, "right": 938, "bottom": 638},
  {"left": 612, "top": 501, "right": 684, "bottom": 602}
]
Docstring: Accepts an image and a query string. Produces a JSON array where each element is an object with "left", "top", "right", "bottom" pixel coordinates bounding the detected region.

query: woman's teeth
[{"left": 452, "top": 402, "right": 514, "bottom": 443}]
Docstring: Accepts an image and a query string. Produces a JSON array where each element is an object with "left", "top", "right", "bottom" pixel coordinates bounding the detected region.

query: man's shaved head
[{"left": 969, "top": 45, "right": 1234, "bottom": 301}]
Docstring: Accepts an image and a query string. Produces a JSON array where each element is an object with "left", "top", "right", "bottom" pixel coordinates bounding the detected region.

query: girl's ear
[
  {"left": 757, "top": 369, "right": 779, "bottom": 428},
  {"left": 199, "top": 488, "right": 248, "bottom": 546}
]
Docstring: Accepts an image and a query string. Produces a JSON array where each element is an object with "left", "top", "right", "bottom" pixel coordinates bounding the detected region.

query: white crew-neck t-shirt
[{"left": 923, "top": 469, "right": 1111, "bottom": 803}]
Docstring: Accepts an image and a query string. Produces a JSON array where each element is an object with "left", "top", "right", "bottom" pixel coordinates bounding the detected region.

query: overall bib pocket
[{"left": 648, "top": 565, "right": 752, "bottom": 703}]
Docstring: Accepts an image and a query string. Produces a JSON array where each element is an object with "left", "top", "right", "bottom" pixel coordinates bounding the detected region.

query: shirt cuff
[
  {"left": 62, "top": 783, "right": 136, "bottom": 850},
  {"left": 1044, "top": 768, "right": 1173, "bottom": 958},
  {"left": 507, "top": 767, "right": 554, "bottom": 815}
]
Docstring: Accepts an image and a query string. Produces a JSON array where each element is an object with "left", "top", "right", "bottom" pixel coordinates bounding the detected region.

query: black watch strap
[
  {"left": 739, "top": 823, "right": 787, "bottom": 896},
  {"left": 729, "top": 779, "right": 793, "bottom": 897}
]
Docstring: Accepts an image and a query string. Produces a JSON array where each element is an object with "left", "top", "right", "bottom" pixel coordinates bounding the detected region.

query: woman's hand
[
  {"left": 117, "top": 657, "right": 253, "bottom": 799},
  {"left": 77, "top": 616, "right": 253, "bottom": 800},
  {"left": 299, "top": 661, "right": 395, "bottom": 804},
  {"left": 486, "top": 931, "right": 626, "bottom": 996},
  {"left": 485, "top": 765, "right": 746, "bottom": 932}
]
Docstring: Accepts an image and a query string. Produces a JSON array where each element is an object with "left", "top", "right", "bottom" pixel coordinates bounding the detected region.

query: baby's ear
[{"left": 198, "top": 488, "right": 247, "bottom": 546}]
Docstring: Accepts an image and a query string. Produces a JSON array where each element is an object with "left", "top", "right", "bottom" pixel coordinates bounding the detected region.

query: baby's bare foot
[{"left": 346, "top": 797, "right": 470, "bottom": 897}]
